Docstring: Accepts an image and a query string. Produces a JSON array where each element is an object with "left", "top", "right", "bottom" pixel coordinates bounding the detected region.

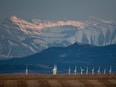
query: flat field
[{"left": 0, "top": 74, "right": 116, "bottom": 87}]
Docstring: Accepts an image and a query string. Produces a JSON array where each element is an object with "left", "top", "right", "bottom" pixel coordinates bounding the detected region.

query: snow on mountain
[
  {"left": 0, "top": 16, "right": 116, "bottom": 59},
  {"left": 10, "top": 15, "right": 84, "bottom": 31}
]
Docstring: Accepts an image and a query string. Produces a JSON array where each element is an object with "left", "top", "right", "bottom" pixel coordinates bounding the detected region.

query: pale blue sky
[{"left": 0, "top": 0, "right": 116, "bottom": 20}]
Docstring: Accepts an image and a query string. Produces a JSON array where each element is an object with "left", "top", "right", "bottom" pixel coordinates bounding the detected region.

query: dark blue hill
[{"left": 0, "top": 43, "right": 116, "bottom": 74}]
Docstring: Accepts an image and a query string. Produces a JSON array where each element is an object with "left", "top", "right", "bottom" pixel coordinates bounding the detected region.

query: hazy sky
[{"left": 0, "top": 0, "right": 116, "bottom": 20}]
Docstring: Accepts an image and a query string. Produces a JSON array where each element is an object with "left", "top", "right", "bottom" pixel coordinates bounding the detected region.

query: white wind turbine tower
[
  {"left": 97, "top": 67, "right": 100, "bottom": 74},
  {"left": 68, "top": 66, "right": 71, "bottom": 75},
  {"left": 53, "top": 65, "right": 57, "bottom": 75},
  {"left": 109, "top": 66, "right": 112, "bottom": 74},
  {"left": 92, "top": 68, "right": 94, "bottom": 75},
  {"left": 80, "top": 67, "right": 84, "bottom": 75},
  {"left": 25, "top": 66, "right": 28, "bottom": 75},
  {"left": 86, "top": 67, "right": 88, "bottom": 75},
  {"left": 104, "top": 68, "right": 106, "bottom": 74},
  {"left": 74, "top": 66, "right": 77, "bottom": 75}
]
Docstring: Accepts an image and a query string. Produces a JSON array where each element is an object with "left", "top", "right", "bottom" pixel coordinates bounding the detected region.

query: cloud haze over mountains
[{"left": 0, "top": 0, "right": 116, "bottom": 20}]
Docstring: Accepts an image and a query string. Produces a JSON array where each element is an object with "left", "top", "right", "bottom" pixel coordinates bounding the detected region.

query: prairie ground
[{"left": 0, "top": 74, "right": 116, "bottom": 87}]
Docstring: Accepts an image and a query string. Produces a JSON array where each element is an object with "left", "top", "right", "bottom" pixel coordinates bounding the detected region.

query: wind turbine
[
  {"left": 25, "top": 65, "right": 28, "bottom": 75},
  {"left": 80, "top": 67, "right": 84, "bottom": 75},
  {"left": 53, "top": 65, "right": 57, "bottom": 75},
  {"left": 86, "top": 67, "right": 88, "bottom": 75},
  {"left": 74, "top": 66, "right": 77, "bottom": 75},
  {"left": 109, "top": 66, "right": 112, "bottom": 74},
  {"left": 97, "top": 67, "right": 100, "bottom": 74},
  {"left": 104, "top": 68, "right": 106, "bottom": 74},
  {"left": 68, "top": 66, "right": 71, "bottom": 75},
  {"left": 92, "top": 67, "right": 94, "bottom": 75}
]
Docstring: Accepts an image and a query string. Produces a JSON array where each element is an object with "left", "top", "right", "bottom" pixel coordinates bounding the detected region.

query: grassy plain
[{"left": 0, "top": 74, "right": 116, "bottom": 87}]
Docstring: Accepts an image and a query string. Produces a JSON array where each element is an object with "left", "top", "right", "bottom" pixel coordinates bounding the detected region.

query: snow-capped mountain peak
[
  {"left": 10, "top": 15, "right": 43, "bottom": 32},
  {"left": 10, "top": 15, "right": 85, "bottom": 30},
  {"left": 0, "top": 16, "right": 116, "bottom": 59}
]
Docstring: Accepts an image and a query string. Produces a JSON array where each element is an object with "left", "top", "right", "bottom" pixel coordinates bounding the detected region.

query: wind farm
[{"left": 0, "top": 65, "right": 116, "bottom": 87}]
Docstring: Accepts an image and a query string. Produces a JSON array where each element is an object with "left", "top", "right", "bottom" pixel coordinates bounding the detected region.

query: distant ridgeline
[
  {"left": 0, "top": 43, "right": 116, "bottom": 74},
  {"left": 0, "top": 16, "right": 116, "bottom": 59}
]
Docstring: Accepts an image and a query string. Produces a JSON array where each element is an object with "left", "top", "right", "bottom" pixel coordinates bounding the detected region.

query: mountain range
[{"left": 0, "top": 16, "right": 116, "bottom": 59}]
